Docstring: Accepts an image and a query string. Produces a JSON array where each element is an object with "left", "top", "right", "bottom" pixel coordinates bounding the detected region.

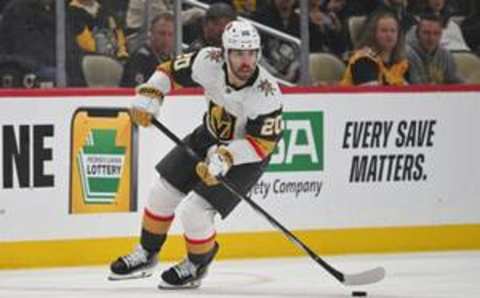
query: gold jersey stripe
[{"left": 246, "top": 134, "right": 277, "bottom": 157}]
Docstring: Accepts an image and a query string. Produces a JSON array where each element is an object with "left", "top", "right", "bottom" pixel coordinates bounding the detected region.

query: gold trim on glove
[
  {"left": 130, "top": 108, "right": 152, "bottom": 127},
  {"left": 131, "top": 85, "right": 164, "bottom": 127},
  {"left": 196, "top": 162, "right": 219, "bottom": 186},
  {"left": 195, "top": 146, "right": 234, "bottom": 186},
  {"left": 136, "top": 85, "right": 164, "bottom": 100}
]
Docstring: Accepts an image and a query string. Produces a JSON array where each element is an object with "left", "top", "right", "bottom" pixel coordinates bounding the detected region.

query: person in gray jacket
[{"left": 406, "top": 14, "right": 463, "bottom": 84}]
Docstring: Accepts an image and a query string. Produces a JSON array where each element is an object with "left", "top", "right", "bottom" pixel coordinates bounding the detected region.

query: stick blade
[{"left": 343, "top": 266, "right": 386, "bottom": 286}]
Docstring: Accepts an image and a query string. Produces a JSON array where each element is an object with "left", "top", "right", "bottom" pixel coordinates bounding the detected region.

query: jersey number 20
[
  {"left": 261, "top": 115, "right": 282, "bottom": 136},
  {"left": 173, "top": 53, "right": 194, "bottom": 71}
]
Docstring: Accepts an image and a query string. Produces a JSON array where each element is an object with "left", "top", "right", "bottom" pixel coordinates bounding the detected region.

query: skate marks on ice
[
  {"left": 0, "top": 252, "right": 479, "bottom": 298},
  {"left": 0, "top": 268, "right": 278, "bottom": 298}
]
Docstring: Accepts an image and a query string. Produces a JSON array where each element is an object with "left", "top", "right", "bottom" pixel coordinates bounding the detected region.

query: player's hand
[
  {"left": 130, "top": 85, "right": 163, "bottom": 127},
  {"left": 196, "top": 146, "right": 233, "bottom": 186}
]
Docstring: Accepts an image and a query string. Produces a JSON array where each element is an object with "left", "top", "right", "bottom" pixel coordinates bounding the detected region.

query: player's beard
[{"left": 230, "top": 63, "right": 255, "bottom": 82}]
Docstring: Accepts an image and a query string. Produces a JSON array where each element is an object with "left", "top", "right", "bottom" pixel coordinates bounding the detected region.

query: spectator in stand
[
  {"left": 341, "top": 11, "right": 409, "bottom": 86},
  {"left": 120, "top": 13, "right": 174, "bottom": 87},
  {"left": 406, "top": 14, "right": 463, "bottom": 84},
  {"left": 66, "top": 0, "right": 129, "bottom": 86},
  {"left": 125, "top": 0, "right": 169, "bottom": 47},
  {"left": 253, "top": 0, "right": 300, "bottom": 83},
  {"left": 370, "top": 0, "right": 418, "bottom": 33},
  {"left": 461, "top": 1, "right": 480, "bottom": 54},
  {"left": 406, "top": 0, "right": 469, "bottom": 51},
  {"left": 125, "top": 0, "right": 204, "bottom": 52},
  {"left": 186, "top": 3, "right": 237, "bottom": 53},
  {"left": 309, "top": 0, "right": 352, "bottom": 58},
  {"left": 0, "top": 0, "right": 56, "bottom": 86}
]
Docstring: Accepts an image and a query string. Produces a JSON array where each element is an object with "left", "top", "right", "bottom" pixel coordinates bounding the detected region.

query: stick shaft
[{"left": 151, "top": 118, "right": 345, "bottom": 283}]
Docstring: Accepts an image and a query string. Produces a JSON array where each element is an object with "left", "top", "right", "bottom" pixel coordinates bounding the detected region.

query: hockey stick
[{"left": 151, "top": 118, "right": 385, "bottom": 286}]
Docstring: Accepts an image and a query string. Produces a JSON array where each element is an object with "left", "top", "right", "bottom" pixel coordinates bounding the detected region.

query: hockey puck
[{"left": 352, "top": 291, "right": 367, "bottom": 296}]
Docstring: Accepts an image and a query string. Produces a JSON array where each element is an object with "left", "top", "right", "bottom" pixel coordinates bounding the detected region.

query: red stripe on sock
[
  {"left": 184, "top": 232, "right": 217, "bottom": 244},
  {"left": 144, "top": 208, "right": 174, "bottom": 222}
]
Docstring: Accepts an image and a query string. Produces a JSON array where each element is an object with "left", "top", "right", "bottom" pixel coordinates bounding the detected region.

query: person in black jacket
[{"left": 120, "top": 13, "right": 174, "bottom": 87}]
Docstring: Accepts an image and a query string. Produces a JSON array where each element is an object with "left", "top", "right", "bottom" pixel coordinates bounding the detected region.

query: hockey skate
[
  {"left": 158, "top": 242, "right": 219, "bottom": 289},
  {"left": 108, "top": 245, "right": 158, "bottom": 281}
]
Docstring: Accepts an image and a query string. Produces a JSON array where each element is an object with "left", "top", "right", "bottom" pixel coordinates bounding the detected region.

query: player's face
[
  {"left": 417, "top": 20, "right": 442, "bottom": 53},
  {"left": 228, "top": 49, "right": 258, "bottom": 82},
  {"left": 375, "top": 17, "right": 399, "bottom": 53}
]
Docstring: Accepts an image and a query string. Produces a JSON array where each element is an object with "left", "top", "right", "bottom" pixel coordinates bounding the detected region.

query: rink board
[{"left": 0, "top": 86, "right": 479, "bottom": 268}]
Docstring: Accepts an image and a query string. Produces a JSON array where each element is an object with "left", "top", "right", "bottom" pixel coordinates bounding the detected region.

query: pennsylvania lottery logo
[
  {"left": 77, "top": 129, "right": 125, "bottom": 204},
  {"left": 268, "top": 111, "right": 324, "bottom": 172}
]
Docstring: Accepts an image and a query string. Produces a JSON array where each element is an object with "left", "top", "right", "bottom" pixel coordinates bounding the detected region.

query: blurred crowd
[{"left": 0, "top": 0, "right": 478, "bottom": 88}]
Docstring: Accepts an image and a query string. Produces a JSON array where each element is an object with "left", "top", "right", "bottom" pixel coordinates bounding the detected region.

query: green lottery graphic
[{"left": 77, "top": 129, "right": 126, "bottom": 203}]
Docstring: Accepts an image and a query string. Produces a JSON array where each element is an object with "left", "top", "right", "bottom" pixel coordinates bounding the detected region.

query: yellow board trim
[{"left": 1, "top": 224, "right": 480, "bottom": 269}]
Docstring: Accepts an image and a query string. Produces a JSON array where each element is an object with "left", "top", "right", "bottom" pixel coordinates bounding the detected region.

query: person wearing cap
[{"left": 186, "top": 3, "right": 237, "bottom": 52}]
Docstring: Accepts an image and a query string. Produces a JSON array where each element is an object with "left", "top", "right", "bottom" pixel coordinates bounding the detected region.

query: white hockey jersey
[{"left": 145, "top": 47, "right": 283, "bottom": 166}]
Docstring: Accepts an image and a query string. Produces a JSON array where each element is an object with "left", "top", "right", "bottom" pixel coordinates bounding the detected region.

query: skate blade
[
  {"left": 157, "top": 280, "right": 201, "bottom": 290},
  {"left": 108, "top": 270, "right": 153, "bottom": 281}
]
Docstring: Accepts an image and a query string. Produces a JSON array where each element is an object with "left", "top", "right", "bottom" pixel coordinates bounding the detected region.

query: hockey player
[{"left": 109, "top": 20, "right": 283, "bottom": 289}]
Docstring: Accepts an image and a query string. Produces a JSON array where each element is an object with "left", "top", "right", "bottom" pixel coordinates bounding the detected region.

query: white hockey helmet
[{"left": 222, "top": 20, "right": 261, "bottom": 56}]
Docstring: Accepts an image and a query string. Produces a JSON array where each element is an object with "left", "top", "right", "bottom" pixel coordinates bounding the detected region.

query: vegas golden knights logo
[{"left": 207, "top": 101, "right": 236, "bottom": 141}]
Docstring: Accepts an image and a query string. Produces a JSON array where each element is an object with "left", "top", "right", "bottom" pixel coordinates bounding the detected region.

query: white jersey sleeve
[
  {"left": 191, "top": 47, "right": 224, "bottom": 87},
  {"left": 143, "top": 47, "right": 222, "bottom": 95}
]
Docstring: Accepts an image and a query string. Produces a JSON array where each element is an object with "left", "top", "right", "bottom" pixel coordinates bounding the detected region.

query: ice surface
[{"left": 0, "top": 251, "right": 479, "bottom": 298}]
